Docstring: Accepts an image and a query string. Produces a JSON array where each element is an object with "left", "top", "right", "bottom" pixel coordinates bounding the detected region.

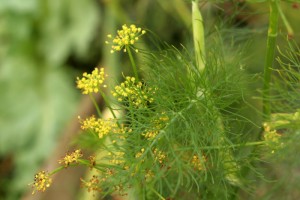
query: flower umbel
[
  {"left": 191, "top": 154, "right": 206, "bottom": 171},
  {"left": 79, "top": 116, "right": 117, "bottom": 138},
  {"left": 263, "top": 123, "right": 283, "bottom": 153},
  {"left": 135, "top": 148, "right": 145, "bottom": 161},
  {"left": 30, "top": 171, "right": 52, "bottom": 194},
  {"left": 144, "top": 169, "right": 154, "bottom": 182},
  {"left": 112, "top": 76, "right": 156, "bottom": 108},
  {"left": 80, "top": 175, "right": 101, "bottom": 194},
  {"left": 153, "top": 148, "right": 167, "bottom": 164},
  {"left": 106, "top": 24, "right": 146, "bottom": 53},
  {"left": 142, "top": 113, "right": 169, "bottom": 140},
  {"left": 58, "top": 149, "right": 83, "bottom": 167},
  {"left": 108, "top": 151, "right": 125, "bottom": 165},
  {"left": 76, "top": 68, "right": 107, "bottom": 94}
]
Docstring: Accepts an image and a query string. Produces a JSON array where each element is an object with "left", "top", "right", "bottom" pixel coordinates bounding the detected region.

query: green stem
[
  {"left": 49, "top": 166, "right": 65, "bottom": 176},
  {"left": 99, "top": 91, "right": 117, "bottom": 119},
  {"left": 192, "top": 0, "right": 205, "bottom": 71},
  {"left": 277, "top": 3, "right": 294, "bottom": 38},
  {"left": 89, "top": 93, "right": 102, "bottom": 117},
  {"left": 203, "top": 141, "right": 265, "bottom": 150},
  {"left": 150, "top": 187, "right": 166, "bottom": 200},
  {"left": 263, "top": 0, "right": 279, "bottom": 120},
  {"left": 50, "top": 159, "right": 100, "bottom": 176},
  {"left": 78, "top": 159, "right": 91, "bottom": 166},
  {"left": 175, "top": 141, "right": 265, "bottom": 151},
  {"left": 126, "top": 46, "right": 139, "bottom": 82},
  {"left": 98, "top": 90, "right": 122, "bottom": 128}
]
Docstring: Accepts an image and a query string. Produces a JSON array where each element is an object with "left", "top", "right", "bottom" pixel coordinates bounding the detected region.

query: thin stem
[
  {"left": 99, "top": 90, "right": 117, "bottom": 119},
  {"left": 192, "top": 0, "right": 205, "bottom": 71},
  {"left": 263, "top": 0, "right": 279, "bottom": 121},
  {"left": 49, "top": 159, "right": 103, "bottom": 176},
  {"left": 277, "top": 3, "right": 294, "bottom": 38},
  {"left": 207, "top": 141, "right": 265, "bottom": 150},
  {"left": 98, "top": 90, "right": 122, "bottom": 128},
  {"left": 126, "top": 46, "right": 139, "bottom": 82},
  {"left": 150, "top": 187, "right": 166, "bottom": 200},
  {"left": 89, "top": 93, "right": 102, "bottom": 117},
  {"left": 49, "top": 166, "right": 65, "bottom": 176},
  {"left": 78, "top": 159, "right": 91, "bottom": 166},
  {"left": 175, "top": 141, "right": 265, "bottom": 151}
]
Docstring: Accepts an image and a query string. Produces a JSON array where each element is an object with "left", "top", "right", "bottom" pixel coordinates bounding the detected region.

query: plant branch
[
  {"left": 99, "top": 90, "right": 118, "bottom": 121},
  {"left": 175, "top": 141, "right": 265, "bottom": 151},
  {"left": 89, "top": 93, "right": 102, "bottom": 117},
  {"left": 277, "top": 3, "right": 294, "bottom": 38},
  {"left": 49, "top": 166, "right": 65, "bottom": 176},
  {"left": 126, "top": 46, "right": 140, "bottom": 82},
  {"left": 192, "top": 0, "right": 205, "bottom": 71},
  {"left": 150, "top": 187, "right": 166, "bottom": 200},
  {"left": 263, "top": 0, "right": 279, "bottom": 120}
]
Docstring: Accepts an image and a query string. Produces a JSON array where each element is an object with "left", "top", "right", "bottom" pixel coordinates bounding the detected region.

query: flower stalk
[
  {"left": 89, "top": 94, "right": 102, "bottom": 117},
  {"left": 277, "top": 3, "right": 294, "bottom": 38},
  {"left": 263, "top": 0, "right": 279, "bottom": 120},
  {"left": 192, "top": 0, "right": 242, "bottom": 187},
  {"left": 99, "top": 90, "right": 118, "bottom": 121},
  {"left": 126, "top": 45, "right": 140, "bottom": 82},
  {"left": 192, "top": 0, "right": 205, "bottom": 71}
]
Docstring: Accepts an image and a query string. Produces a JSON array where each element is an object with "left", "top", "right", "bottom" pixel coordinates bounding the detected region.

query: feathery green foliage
[{"left": 26, "top": 1, "right": 300, "bottom": 199}]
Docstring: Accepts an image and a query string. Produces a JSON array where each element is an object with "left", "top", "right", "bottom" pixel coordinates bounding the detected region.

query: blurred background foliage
[
  {"left": 0, "top": 0, "right": 99, "bottom": 199},
  {"left": 0, "top": 0, "right": 300, "bottom": 199}
]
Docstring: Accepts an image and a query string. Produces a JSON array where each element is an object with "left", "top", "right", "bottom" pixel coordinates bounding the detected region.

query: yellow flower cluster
[
  {"left": 79, "top": 116, "right": 117, "bottom": 138},
  {"left": 135, "top": 148, "right": 145, "bottom": 159},
  {"left": 108, "top": 151, "right": 125, "bottom": 165},
  {"left": 113, "top": 184, "right": 127, "bottom": 196},
  {"left": 30, "top": 171, "right": 52, "bottom": 194},
  {"left": 143, "top": 130, "right": 159, "bottom": 140},
  {"left": 191, "top": 154, "right": 206, "bottom": 171},
  {"left": 58, "top": 149, "right": 83, "bottom": 167},
  {"left": 80, "top": 175, "right": 101, "bottom": 193},
  {"left": 76, "top": 68, "right": 107, "bottom": 94},
  {"left": 112, "top": 76, "right": 156, "bottom": 108},
  {"left": 144, "top": 169, "right": 154, "bottom": 182},
  {"left": 106, "top": 24, "right": 146, "bottom": 53},
  {"left": 112, "top": 124, "right": 132, "bottom": 140},
  {"left": 89, "top": 155, "right": 96, "bottom": 168},
  {"left": 142, "top": 113, "right": 169, "bottom": 140},
  {"left": 263, "top": 123, "right": 283, "bottom": 153},
  {"left": 153, "top": 148, "right": 166, "bottom": 164}
]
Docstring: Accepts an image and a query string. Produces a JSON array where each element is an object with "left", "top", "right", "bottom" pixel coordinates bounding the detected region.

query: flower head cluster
[
  {"left": 108, "top": 151, "right": 125, "bottom": 165},
  {"left": 89, "top": 155, "right": 96, "bottom": 168},
  {"left": 79, "top": 116, "right": 117, "bottom": 138},
  {"left": 144, "top": 169, "right": 154, "bottom": 182},
  {"left": 30, "top": 171, "right": 52, "bottom": 194},
  {"left": 135, "top": 148, "right": 145, "bottom": 161},
  {"left": 112, "top": 76, "right": 156, "bottom": 108},
  {"left": 153, "top": 148, "right": 167, "bottom": 164},
  {"left": 76, "top": 68, "right": 107, "bottom": 94},
  {"left": 263, "top": 123, "right": 283, "bottom": 153},
  {"left": 143, "top": 130, "right": 159, "bottom": 140},
  {"left": 112, "top": 124, "right": 132, "bottom": 143},
  {"left": 191, "top": 154, "right": 206, "bottom": 171},
  {"left": 106, "top": 24, "right": 146, "bottom": 53},
  {"left": 80, "top": 175, "right": 101, "bottom": 194},
  {"left": 58, "top": 149, "right": 83, "bottom": 167},
  {"left": 113, "top": 184, "right": 128, "bottom": 196},
  {"left": 142, "top": 113, "right": 169, "bottom": 140}
]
